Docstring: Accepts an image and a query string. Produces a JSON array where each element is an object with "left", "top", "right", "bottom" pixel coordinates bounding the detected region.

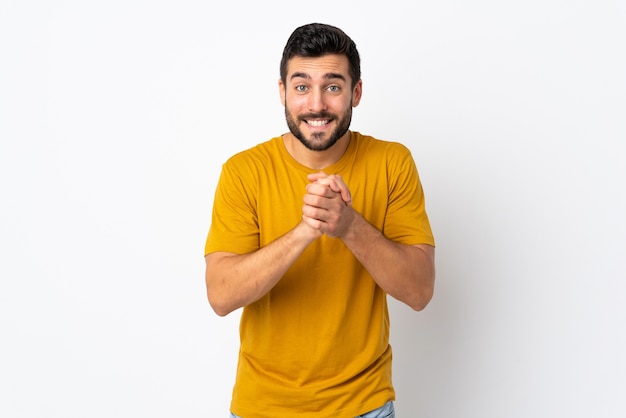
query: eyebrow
[{"left": 290, "top": 72, "right": 347, "bottom": 82}]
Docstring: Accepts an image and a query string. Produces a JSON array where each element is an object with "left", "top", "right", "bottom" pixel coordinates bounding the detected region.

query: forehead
[{"left": 286, "top": 54, "right": 351, "bottom": 82}]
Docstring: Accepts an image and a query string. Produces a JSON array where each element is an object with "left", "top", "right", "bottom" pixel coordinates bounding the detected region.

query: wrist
[
  {"left": 297, "top": 218, "right": 323, "bottom": 241},
  {"left": 340, "top": 210, "right": 378, "bottom": 245}
]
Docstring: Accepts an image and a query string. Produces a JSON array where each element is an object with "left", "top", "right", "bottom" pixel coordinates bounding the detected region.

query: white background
[{"left": 1, "top": 1, "right": 625, "bottom": 417}]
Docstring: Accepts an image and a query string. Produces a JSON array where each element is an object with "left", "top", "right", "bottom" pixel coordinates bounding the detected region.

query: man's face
[{"left": 280, "top": 54, "right": 362, "bottom": 151}]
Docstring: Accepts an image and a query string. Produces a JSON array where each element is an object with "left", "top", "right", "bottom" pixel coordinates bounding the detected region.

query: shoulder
[
  {"left": 223, "top": 136, "right": 282, "bottom": 171},
  {"left": 352, "top": 131, "right": 413, "bottom": 160}
]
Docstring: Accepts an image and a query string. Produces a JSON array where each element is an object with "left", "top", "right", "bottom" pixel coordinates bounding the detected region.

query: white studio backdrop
[{"left": 1, "top": 1, "right": 625, "bottom": 417}]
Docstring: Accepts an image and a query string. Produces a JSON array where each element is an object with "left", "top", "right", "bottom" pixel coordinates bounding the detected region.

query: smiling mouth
[{"left": 305, "top": 119, "right": 331, "bottom": 127}]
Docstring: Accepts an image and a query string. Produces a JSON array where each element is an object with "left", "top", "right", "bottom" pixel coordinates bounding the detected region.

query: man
[{"left": 205, "top": 23, "right": 435, "bottom": 418}]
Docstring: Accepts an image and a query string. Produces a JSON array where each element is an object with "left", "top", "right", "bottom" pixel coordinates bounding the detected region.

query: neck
[{"left": 282, "top": 131, "right": 351, "bottom": 170}]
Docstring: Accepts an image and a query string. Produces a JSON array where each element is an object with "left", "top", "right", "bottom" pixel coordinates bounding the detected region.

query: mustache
[{"left": 299, "top": 112, "right": 335, "bottom": 120}]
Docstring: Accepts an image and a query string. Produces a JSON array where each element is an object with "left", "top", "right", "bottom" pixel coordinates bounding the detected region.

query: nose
[{"left": 307, "top": 88, "right": 327, "bottom": 112}]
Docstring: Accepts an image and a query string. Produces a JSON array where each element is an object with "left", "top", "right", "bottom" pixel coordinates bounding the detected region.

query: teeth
[{"left": 307, "top": 120, "right": 328, "bottom": 127}]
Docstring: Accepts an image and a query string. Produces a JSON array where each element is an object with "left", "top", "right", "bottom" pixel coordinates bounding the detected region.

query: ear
[
  {"left": 278, "top": 78, "right": 286, "bottom": 106},
  {"left": 351, "top": 79, "right": 363, "bottom": 107}
]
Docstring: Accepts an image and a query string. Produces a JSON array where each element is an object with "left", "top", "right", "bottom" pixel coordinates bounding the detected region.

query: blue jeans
[{"left": 230, "top": 400, "right": 395, "bottom": 417}]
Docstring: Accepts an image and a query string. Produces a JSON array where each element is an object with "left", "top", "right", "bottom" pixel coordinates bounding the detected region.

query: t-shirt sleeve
[
  {"left": 383, "top": 144, "right": 435, "bottom": 247},
  {"left": 204, "top": 161, "right": 260, "bottom": 256}
]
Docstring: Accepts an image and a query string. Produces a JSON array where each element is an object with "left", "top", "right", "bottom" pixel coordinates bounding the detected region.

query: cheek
[
  {"left": 285, "top": 96, "right": 307, "bottom": 112},
  {"left": 337, "top": 98, "right": 354, "bottom": 113},
  {"left": 335, "top": 94, "right": 353, "bottom": 108}
]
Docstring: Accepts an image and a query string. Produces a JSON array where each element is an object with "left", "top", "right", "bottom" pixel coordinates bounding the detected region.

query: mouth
[{"left": 305, "top": 119, "right": 331, "bottom": 127}]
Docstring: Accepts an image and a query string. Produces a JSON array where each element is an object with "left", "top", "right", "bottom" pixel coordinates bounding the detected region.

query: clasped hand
[{"left": 301, "top": 172, "right": 353, "bottom": 238}]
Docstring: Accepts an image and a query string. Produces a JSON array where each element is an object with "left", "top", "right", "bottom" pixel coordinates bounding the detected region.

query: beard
[{"left": 285, "top": 105, "right": 353, "bottom": 152}]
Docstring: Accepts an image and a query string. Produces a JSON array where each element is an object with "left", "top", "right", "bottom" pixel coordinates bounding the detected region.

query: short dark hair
[{"left": 280, "top": 23, "right": 361, "bottom": 89}]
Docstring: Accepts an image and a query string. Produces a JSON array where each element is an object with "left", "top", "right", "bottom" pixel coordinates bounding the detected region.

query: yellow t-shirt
[{"left": 205, "top": 131, "right": 435, "bottom": 418}]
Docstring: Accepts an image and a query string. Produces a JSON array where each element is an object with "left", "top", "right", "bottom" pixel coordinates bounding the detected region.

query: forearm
[
  {"left": 341, "top": 211, "right": 436, "bottom": 311},
  {"left": 205, "top": 221, "right": 319, "bottom": 316}
]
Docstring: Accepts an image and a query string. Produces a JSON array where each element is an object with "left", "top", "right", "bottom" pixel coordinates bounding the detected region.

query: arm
[
  {"left": 303, "top": 175, "right": 435, "bottom": 311},
  {"left": 341, "top": 214, "right": 435, "bottom": 311},
  {"left": 205, "top": 221, "right": 320, "bottom": 316}
]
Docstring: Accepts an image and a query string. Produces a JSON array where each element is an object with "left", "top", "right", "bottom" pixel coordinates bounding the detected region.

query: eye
[
  {"left": 327, "top": 85, "right": 341, "bottom": 92},
  {"left": 295, "top": 85, "right": 307, "bottom": 92}
]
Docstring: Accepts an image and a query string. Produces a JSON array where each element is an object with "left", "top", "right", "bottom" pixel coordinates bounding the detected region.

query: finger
[
  {"left": 315, "top": 176, "right": 339, "bottom": 191},
  {"left": 326, "top": 175, "right": 351, "bottom": 205},
  {"left": 307, "top": 171, "right": 328, "bottom": 182},
  {"left": 301, "top": 213, "right": 324, "bottom": 234},
  {"left": 306, "top": 182, "right": 335, "bottom": 198},
  {"left": 316, "top": 176, "right": 352, "bottom": 205}
]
